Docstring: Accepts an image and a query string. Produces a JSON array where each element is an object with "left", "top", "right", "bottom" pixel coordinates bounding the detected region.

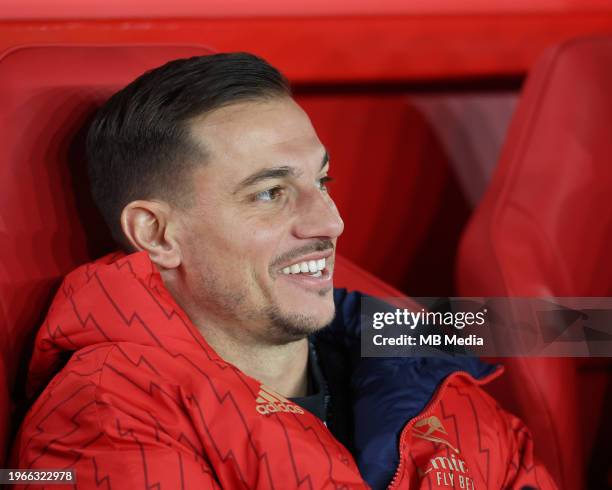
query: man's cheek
[{"left": 247, "top": 223, "right": 284, "bottom": 245}]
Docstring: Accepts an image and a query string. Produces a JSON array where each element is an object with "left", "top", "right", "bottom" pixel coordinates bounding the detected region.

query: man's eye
[
  {"left": 317, "top": 176, "right": 334, "bottom": 191},
  {"left": 254, "top": 186, "right": 284, "bottom": 202}
]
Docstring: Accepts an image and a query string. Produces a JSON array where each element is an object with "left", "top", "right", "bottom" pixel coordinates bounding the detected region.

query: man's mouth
[
  {"left": 280, "top": 258, "right": 327, "bottom": 278},
  {"left": 275, "top": 253, "right": 334, "bottom": 291},
  {"left": 273, "top": 245, "right": 335, "bottom": 291}
]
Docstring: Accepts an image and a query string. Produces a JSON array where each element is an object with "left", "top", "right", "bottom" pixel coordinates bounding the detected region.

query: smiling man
[
  {"left": 13, "top": 53, "right": 557, "bottom": 489},
  {"left": 123, "top": 96, "right": 343, "bottom": 398}
]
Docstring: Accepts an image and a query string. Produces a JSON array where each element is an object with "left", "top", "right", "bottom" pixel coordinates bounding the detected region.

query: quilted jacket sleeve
[
  {"left": 15, "top": 447, "right": 222, "bottom": 489},
  {"left": 13, "top": 345, "right": 222, "bottom": 489},
  {"left": 500, "top": 411, "right": 559, "bottom": 490},
  {"left": 14, "top": 448, "right": 221, "bottom": 489}
]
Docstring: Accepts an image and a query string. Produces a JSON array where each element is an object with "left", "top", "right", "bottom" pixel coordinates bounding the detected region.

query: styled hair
[{"left": 86, "top": 52, "right": 291, "bottom": 246}]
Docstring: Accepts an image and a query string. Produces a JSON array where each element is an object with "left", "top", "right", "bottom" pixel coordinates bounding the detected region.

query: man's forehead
[{"left": 189, "top": 98, "right": 326, "bottom": 178}]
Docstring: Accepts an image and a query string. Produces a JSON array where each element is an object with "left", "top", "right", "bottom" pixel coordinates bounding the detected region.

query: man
[{"left": 13, "top": 53, "right": 556, "bottom": 489}]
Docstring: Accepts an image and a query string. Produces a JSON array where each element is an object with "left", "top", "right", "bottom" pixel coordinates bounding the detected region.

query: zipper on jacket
[
  {"left": 309, "top": 339, "right": 332, "bottom": 427},
  {"left": 386, "top": 368, "right": 501, "bottom": 489}
]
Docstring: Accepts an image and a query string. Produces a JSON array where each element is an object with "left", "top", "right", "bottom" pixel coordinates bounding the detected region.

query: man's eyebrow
[
  {"left": 234, "top": 166, "right": 298, "bottom": 194},
  {"left": 234, "top": 151, "right": 329, "bottom": 194}
]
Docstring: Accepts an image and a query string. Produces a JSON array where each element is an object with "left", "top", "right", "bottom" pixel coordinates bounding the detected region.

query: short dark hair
[{"left": 87, "top": 52, "right": 291, "bottom": 246}]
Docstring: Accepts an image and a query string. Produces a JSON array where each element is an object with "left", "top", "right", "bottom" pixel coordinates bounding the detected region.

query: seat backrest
[{"left": 456, "top": 36, "right": 612, "bottom": 490}]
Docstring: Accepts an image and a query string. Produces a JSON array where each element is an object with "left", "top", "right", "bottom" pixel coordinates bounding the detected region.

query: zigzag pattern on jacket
[{"left": 13, "top": 251, "right": 558, "bottom": 489}]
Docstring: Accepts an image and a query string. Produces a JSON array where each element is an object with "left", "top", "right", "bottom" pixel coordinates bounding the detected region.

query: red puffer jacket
[{"left": 13, "top": 252, "right": 557, "bottom": 489}]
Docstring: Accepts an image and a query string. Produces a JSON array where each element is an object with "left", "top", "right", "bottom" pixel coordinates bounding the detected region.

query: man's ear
[{"left": 120, "top": 200, "right": 181, "bottom": 269}]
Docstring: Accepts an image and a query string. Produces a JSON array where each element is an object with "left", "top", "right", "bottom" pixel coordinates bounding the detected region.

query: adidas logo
[{"left": 255, "top": 385, "right": 305, "bottom": 415}]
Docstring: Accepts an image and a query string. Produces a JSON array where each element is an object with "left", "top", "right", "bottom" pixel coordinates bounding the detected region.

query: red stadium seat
[
  {"left": 456, "top": 36, "right": 612, "bottom": 490},
  {"left": 0, "top": 44, "right": 406, "bottom": 463}
]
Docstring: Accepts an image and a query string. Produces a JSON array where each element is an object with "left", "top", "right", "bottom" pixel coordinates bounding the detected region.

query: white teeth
[{"left": 282, "top": 258, "right": 327, "bottom": 275}]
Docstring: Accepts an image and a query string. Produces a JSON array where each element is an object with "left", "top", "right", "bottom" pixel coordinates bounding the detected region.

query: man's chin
[{"left": 263, "top": 301, "right": 335, "bottom": 343}]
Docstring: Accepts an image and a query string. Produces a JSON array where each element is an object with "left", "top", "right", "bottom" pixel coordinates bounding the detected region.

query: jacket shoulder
[
  {"left": 15, "top": 343, "right": 221, "bottom": 487},
  {"left": 17, "top": 343, "right": 197, "bottom": 460}
]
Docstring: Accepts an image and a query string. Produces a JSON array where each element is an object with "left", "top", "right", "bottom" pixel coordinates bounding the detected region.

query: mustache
[{"left": 270, "top": 240, "right": 335, "bottom": 269}]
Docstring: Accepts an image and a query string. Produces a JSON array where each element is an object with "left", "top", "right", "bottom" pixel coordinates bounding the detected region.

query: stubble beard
[
  {"left": 190, "top": 258, "right": 335, "bottom": 345},
  {"left": 262, "top": 288, "right": 335, "bottom": 344}
]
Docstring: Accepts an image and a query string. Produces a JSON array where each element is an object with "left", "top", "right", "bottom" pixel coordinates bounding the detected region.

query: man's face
[{"left": 173, "top": 97, "right": 344, "bottom": 344}]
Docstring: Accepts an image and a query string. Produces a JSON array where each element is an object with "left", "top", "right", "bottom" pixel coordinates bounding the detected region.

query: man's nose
[{"left": 293, "top": 189, "right": 344, "bottom": 240}]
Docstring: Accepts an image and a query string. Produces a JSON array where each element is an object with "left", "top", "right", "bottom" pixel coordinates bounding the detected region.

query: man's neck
[
  {"left": 161, "top": 269, "right": 309, "bottom": 398},
  {"left": 199, "top": 325, "right": 310, "bottom": 398}
]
